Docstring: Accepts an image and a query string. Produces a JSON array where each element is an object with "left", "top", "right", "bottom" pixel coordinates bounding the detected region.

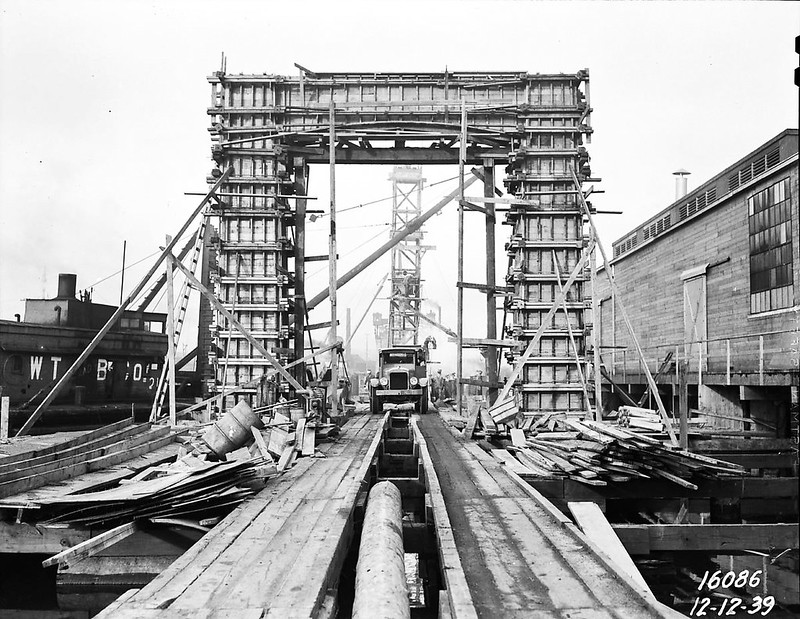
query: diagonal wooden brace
[
  {"left": 170, "top": 258, "right": 309, "bottom": 395},
  {"left": 570, "top": 168, "right": 678, "bottom": 447},
  {"left": 493, "top": 240, "right": 594, "bottom": 408},
  {"left": 16, "top": 168, "right": 234, "bottom": 436}
]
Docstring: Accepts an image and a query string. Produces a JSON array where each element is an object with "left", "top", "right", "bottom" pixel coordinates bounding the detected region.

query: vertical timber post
[
  {"left": 165, "top": 235, "right": 177, "bottom": 426},
  {"left": 328, "top": 101, "right": 338, "bottom": 416},
  {"left": 678, "top": 360, "right": 689, "bottom": 450},
  {"left": 294, "top": 158, "right": 308, "bottom": 389},
  {"left": 484, "top": 161, "right": 498, "bottom": 406},
  {"left": 0, "top": 395, "right": 9, "bottom": 440},
  {"left": 456, "top": 100, "right": 467, "bottom": 417},
  {"left": 590, "top": 229, "right": 602, "bottom": 420}
]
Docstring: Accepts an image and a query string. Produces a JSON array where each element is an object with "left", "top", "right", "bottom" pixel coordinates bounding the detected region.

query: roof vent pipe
[
  {"left": 57, "top": 273, "right": 77, "bottom": 299},
  {"left": 673, "top": 169, "right": 691, "bottom": 200}
]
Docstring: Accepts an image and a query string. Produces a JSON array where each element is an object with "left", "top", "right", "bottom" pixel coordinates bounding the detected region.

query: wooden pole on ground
[
  {"left": 165, "top": 235, "right": 177, "bottom": 426},
  {"left": 328, "top": 101, "right": 338, "bottom": 417},
  {"left": 16, "top": 168, "right": 233, "bottom": 436},
  {"left": 456, "top": 100, "right": 467, "bottom": 417},
  {"left": 352, "top": 481, "right": 410, "bottom": 619}
]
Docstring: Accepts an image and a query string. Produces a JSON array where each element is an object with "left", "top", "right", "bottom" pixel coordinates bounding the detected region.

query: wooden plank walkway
[
  {"left": 416, "top": 415, "right": 679, "bottom": 619},
  {"left": 97, "top": 413, "right": 387, "bottom": 619}
]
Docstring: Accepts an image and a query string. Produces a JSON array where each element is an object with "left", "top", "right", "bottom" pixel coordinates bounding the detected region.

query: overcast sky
[{"left": 0, "top": 0, "right": 797, "bottom": 372}]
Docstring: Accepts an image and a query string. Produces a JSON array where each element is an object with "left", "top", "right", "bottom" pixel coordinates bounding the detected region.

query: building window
[
  {"left": 119, "top": 317, "right": 141, "bottom": 330},
  {"left": 748, "top": 177, "right": 794, "bottom": 313}
]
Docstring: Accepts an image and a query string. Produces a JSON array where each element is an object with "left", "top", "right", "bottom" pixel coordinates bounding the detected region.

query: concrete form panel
[{"left": 204, "top": 69, "right": 593, "bottom": 419}]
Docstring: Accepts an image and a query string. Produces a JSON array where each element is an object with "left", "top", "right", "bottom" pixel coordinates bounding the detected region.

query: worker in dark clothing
[{"left": 431, "top": 369, "right": 443, "bottom": 402}]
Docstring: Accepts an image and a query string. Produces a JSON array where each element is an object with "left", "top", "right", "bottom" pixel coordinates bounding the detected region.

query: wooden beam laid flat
[
  {"left": 43, "top": 521, "right": 139, "bottom": 568},
  {"left": 0, "top": 522, "right": 92, "bottom": 555},
  {"left": 612, "top": 523, "right": 800, "bottom": 554},
  {"left": 568, "top": 501, "right": 653, "bottom": 597}
]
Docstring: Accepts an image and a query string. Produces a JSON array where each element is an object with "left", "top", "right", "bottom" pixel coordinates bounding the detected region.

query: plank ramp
[
  {"left": 416, "top": 414, "right": 678, "bottom": 618},
  {"left": 96, "top": 413, "right": 388, "bottom": 619}
]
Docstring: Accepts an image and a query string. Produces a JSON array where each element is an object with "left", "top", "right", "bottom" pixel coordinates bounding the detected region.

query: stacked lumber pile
[
  {"left": 617, "top": 406, "right": 664, "bottom": 433},
  {"left": 0, "top": 419, "right": 180, "bottom": 500},
  {"left": 499, "top": 418, "right": 746, "bottom": 489}
]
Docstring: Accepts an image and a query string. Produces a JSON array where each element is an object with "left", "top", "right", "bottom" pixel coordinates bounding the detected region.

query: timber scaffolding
[{"left": 201, "top": 65, "right": 597, "bottom": 422}]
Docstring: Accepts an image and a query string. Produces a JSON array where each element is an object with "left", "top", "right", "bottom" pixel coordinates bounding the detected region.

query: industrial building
[{"left": 597, "top": 129, "right": 798, "bottom": 435}]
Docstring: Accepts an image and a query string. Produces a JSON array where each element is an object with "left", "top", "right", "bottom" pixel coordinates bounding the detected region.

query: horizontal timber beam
[
  {"left": 289, "top": 146, "right": 508, "bottom": 165},
  {"left": 529, "top": 477, "right": 799, "bottom": 501},
  {"left": 462, "top": 338, "right": 518, "bottom": 348},
  {"left": 457, "top": 282, "right": 512, "bottom": 293},
  {"left": 613, "top": 523, "right": 799, "bottom": 555}
]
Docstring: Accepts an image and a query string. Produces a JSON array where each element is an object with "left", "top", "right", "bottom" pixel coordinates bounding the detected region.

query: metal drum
[{"left": 202, "top": 400, "right": 263, "bottom": 457}]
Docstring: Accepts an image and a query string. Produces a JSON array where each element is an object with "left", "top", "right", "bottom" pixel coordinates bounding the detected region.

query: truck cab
[{"left": 369, "top": 346, "right": 429, "bottom": 414}]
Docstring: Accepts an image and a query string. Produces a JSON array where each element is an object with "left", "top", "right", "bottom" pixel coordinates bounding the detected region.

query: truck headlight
[
  {"left": 379, "top": 377, "right": 389, "bottom": 386},
  {"left": 419, "top": 378, "right": 428, "bottom": 387},
  {"left": 370, "top": 378, "right": 380, "bottom": 387},
  {"left": 410, "top": 376, "right": 418, "bottom": 386}
]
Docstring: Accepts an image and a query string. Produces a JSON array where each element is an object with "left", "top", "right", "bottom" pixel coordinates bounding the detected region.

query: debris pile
[
  {"left": 1, "top": 402, "right": 341, "bottom": 530},
  {"left": 500, "top": 418, "right": 746, "bottom": 489},
  {"left": 39, "top": 455, "right": 268, "bottom": 528}
]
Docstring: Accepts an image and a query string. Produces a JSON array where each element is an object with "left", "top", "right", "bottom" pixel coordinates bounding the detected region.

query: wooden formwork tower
[
  {"left": 504, "top": 78, "right": 595, "bottom": 418},
  {"left": 206, "top": 78, "right": 301, "bottom": 410},
  {"left": 388, "top": 166, "right": 426, "bottom": 347},
  {"left": 203, "top": 68, "right": 593, "bottom": 420}
]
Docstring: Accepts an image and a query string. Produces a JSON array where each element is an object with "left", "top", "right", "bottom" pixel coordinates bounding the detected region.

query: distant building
[{"left": 597, "top": 129, "right": 798, "bottom": 435}]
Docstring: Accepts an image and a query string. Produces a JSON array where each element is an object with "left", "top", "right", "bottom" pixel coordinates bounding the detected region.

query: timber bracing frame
[{"left": 205, "top": 67, "right": 594, "bottom": 420}]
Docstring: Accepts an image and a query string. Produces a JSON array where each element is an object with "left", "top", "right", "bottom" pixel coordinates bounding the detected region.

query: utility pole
[{"left": 328, "top": 101, "right": 338, "bottom": 416}]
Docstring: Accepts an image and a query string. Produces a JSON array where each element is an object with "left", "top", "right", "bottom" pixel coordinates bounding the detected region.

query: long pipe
[
  {"left": 352, "top": 481, "right": 409, "bottom": 619},
  {"left": 306, "top": 172, "right": 480, "bottom": 310},
  {"left": 16, "top": 168, "right": 233, "bottom": 436}
]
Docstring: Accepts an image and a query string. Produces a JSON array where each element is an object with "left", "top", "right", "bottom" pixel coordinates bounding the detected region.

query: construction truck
[{"left": 368, "top": 346, "right": 429, "bottom": 414}]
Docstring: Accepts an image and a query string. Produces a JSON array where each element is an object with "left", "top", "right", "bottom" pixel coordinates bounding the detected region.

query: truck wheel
[
  {"left": 370, "top": 395, "right": 382, "bottom": 414},
  {"left": 419, "top": 390, "right": 429, "bottom": 414}
]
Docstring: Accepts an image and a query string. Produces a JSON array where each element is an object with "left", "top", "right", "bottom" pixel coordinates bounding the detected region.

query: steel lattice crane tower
[{"left": 388, "top": 166, "right": 428, "bottom": 346}]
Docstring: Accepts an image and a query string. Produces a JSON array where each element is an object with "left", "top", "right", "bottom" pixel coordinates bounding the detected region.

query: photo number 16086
[{"left": 689, "top": 570, "right": 775, "bottom": 616}]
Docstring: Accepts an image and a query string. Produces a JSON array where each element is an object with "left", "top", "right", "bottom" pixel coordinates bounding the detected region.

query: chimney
[
  {"left": 673, "top": 169, "right": 691, "bottom": 200},
  {"left": 57, "top": 273, "right": 77, "bottom": 299}
]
